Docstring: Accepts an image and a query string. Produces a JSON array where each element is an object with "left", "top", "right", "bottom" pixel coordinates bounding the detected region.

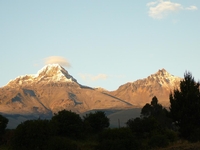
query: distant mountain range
[{"left": 0, "top": 64, "right": 181, "bottom": 128}]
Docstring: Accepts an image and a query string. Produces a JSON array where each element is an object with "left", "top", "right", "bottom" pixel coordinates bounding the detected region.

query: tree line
[{"left": 0, "top": 71, "right": 200, "bottom": 149}]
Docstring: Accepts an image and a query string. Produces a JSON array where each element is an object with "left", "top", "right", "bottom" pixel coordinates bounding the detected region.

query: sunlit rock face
[
  {"left": 0, "top": 66, "right": 181, "bottom": 116},
  {"left": 110, "top": 69, "right": 181, "bottom": 107},
  {"left": 0, "top": 64, "right": 133, "bottom": 116},
  {"left": 0, "top": 66, "right": 182, "bottom": 128}
]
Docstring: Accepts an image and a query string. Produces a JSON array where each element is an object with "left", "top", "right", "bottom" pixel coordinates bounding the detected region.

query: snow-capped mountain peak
[
  {"left": 111, "top": 68, "right": 181, "bottom": 107},
  {"left": 6, "top": 64, "right": 77, "bottom": 87},
  {"left": 37, "top": 64, "right": 66, "bottom": 78},
  {"left": 149, "top": 68, "right": 181, "bottom": 86},
  {"left": 154, "top": 68, "right": 171, "bottom": 77},
  {"left": 36, "top": 64, "right": 77, "bottom": 82}
]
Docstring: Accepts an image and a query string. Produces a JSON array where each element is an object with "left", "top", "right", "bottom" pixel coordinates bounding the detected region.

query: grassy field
[
  {"left": 1, "top": 141, "right": 200, "bottom": 150},
  {"left": 158, "top": 141, "right": 200, "bottom": 150}
]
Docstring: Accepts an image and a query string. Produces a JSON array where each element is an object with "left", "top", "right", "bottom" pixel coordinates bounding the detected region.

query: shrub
[
  {"left": 83, "top": 111, "right": 109, "bottom": 133},
  {"left": 44, "top": 136, "right": 78, "bottom": 150},
  {"left": 98, "top": 128, "right": 138, "bottom": 150},
  {"left": 148, "top": 134, "right": 169, "bottom": 148},
  {"left": 51, "top": 110, "right": 84, "bottom": 139},
  {"left": 10, "top": 119, "right": 51, "bottom": 150}
]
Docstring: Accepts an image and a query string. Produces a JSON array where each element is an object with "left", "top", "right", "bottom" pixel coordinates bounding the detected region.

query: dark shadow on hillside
[
  {"left": 79, "top": 84, "right": 94, "bottom": 90},
  {"left": 2, "top": 111, "right": 53, "bottom": 129},
  {"left": 102, "top": 92, "right": 133, "bottom": 106}
]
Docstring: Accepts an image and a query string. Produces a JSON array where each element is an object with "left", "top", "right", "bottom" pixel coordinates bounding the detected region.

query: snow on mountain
[
  {"left": 110, "top": 68, "right": 181, "bottom": 107},
  {"left": 0, "top": 66, "right": 182, "bottom": 128},
  {"left": 6, "top": 64, "right": 77, "bottom": 87},
  {"left": 0, "top": 64, "right": 133, "bottom": 115},
  {"left": 36, "top": 64, "right": 77, "bottom": 82}
]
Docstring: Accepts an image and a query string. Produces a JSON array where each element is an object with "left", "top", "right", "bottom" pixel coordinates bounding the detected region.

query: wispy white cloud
[
  {"left": 79, "top": 73, "right": 108, "bottom": 81},
  {"left": 92, "top": 74, "right": 108, "bottom": 81},
  {"left": 147, "top": 0, "right": 198, "bottom": 19},
  {"left": 44, "top": 56, "right": 71, "bottom": 68},
  {"left": 186, "top": 6, "right": 198, "bottom": 10},
  {"left": 147, "top": 0, "right": 182, "bottom": 19},
  {"left": 147, "top": 1, "right": 159, "bottom": 7},
  {"left": 79, "top": 73, "right": 126, "bottom": 82}
]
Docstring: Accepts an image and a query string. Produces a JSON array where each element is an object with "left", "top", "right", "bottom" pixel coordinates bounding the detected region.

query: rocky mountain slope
[
  {"left": 0, "top": 64, "right": 133, "bottom": 116},
  {"left": 0, "top": 66, "right": 182, "bottom": 115},
  {"left": 110, "top": 69, "right": 181, "bottom": 107},
  {"left": 0, "top": 65, "right": 182, "bottom": 128}
]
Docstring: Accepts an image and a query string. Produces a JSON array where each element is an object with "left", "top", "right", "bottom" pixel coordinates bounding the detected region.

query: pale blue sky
[{"left": 0, "top": 0, "right": 199, "bottom": 91}]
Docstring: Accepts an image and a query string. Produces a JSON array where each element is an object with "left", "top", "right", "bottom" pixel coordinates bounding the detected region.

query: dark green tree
[
  {"left": 141, "top": 96, "right": 171, "bottom": 128},
  {"left": 0, "top": 114, "right": 8, "bottom": 136},
  {"left": 142, "top": 96, "right": 165, "bottom": 117},
  {"left": 169, "top": 71, "right": 200, "bottom": 141},
  {"left": 51, "top": 110, "right": 83, "bottom": 139},
  {"left": 127, "top": 96, "right": 177, "bottom": 148},
  {"left": 83, "top": 111, "right": 109, "bottom": 133},
  {"left": 11, "top": 119, "right": 52, "bottom": 150},
  {"left": 0, "top": 114, "right": 8, "bottom": 145},
  {"left": 126, "top": 117, "right": 159, "bottom": 138}
]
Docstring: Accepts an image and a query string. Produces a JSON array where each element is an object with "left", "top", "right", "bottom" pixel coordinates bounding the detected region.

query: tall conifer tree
[{"left": 170, "top": 72, "right": 200, "bottom": 141}]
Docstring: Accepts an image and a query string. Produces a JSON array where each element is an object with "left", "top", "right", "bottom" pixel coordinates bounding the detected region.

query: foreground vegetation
[{"left": 0, "top": 71, "right": 200, "bottom": 149}]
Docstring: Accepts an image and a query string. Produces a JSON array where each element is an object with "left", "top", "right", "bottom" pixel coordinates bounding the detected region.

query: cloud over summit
[{"left": 44, "top": 56, "right": 71, "bottom": 68}]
